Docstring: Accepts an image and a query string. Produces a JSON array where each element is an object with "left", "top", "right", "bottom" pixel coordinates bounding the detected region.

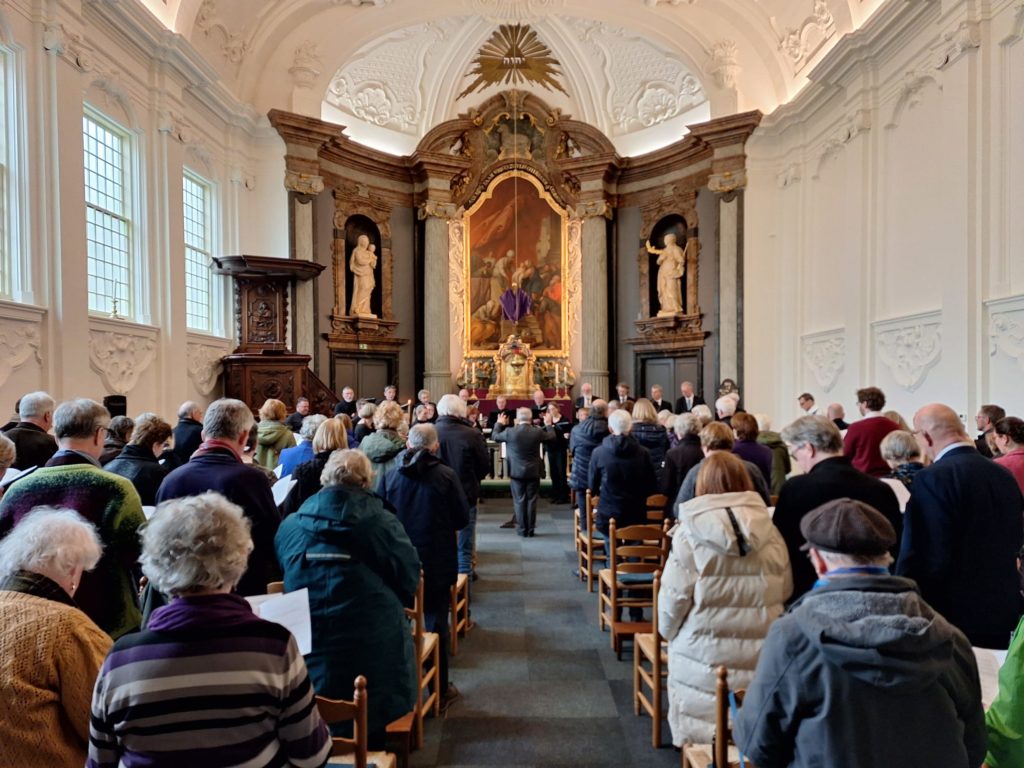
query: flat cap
[{"left": 799, "top": 498, "right": 896, "bottom": 556}]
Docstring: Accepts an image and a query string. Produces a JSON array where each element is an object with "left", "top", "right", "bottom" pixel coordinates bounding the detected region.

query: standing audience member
[
  {"left": 285, "top": 396, "right": 310, "bottom": 433},
  {"left": 254, "top": 398, "right": 295, "bottom": 470},
  {"left": 674, "top": 422, "right": 771, "bottom": 507},
  {"left": 878, "top": 429, "right": 924, "bottom": 512},
  {"left": 843, "top": 387, "right": 899, "bottom": 477},
  {"left": 660, "top": 452, "right": 791, "bottom": 749},
  {"left": 171, "top": 401, "right": 204, "bottom": 465},
  {"left": 157, "top": 398, "right": 280, "bottom": 597},
  {"left": 492, "top": 407, "right": 554, "bottom": 537},
  {"left": 0, "top": 507, "right": 111, "bottom": 767},
  {"left": 827, "top": 402, "right": 848, "bottom": 431},
  {"left": 0, "top": 434, "right": 14, "bottom": 499},
  {"left": 662, "top": 413, "right": 704, "bottom": 507},
  {"left": 883, "top": 409, "right": 911, "bottom": 432},
  {"left": 993, "top": 416, "right": 1024, "bottom": 494},
  {"left": 735, "top": 498, "right": 985, "bottom": 768},
  {"left": 631, "top": 398, "right": 671, "bottom": 488},
  {"left": 569, "top": 400, "right": 609, "bottom": 530},
  {"left": 98, "top": 415, "right": 133, "bottom": 466},
  {"left": 797, "top": 392, "right": 818, "bottom": 415},
  {"left": 731, "top": 412, "right": 773, "bottom": 489},
  {"left": 588, "top": 410, "right": 657, "bottom": 536},
  {"left": 280, "top": 418, "right": 349, "bottom": 516},
  {"left": 379, "top": 425, "right": 468, "bottom": 711},
  {"left": 335, "top": 412, "right": 357, "bottom": 447},
  {"left": 897, "top": 403, "right": 1024, "bottom": 648},
  {"left": 675, "top": 381, "right": 704, "bottom": 414},
  {"left": 359, "top": 400, "right": 407, "bottom": 491},
  {"left": 976, "top": 404, "right": 1006, "bottom": 458},
  {"left": 89, "top": 493, "right": 331, "bottom": 768},
  {"left": 278, "top": 414, "right": 327, "bottom": 478},
  {"left": 435, "top": 394, "right": 489, "bottom": 579},
  {"left": 6, "top": 391, "right": 57, "bottom": 470},
  {"left": 104, "top": 414, "right": 172, "bottom": 505},
  {"left": 985, "top": 615, "right": 1024, "bottom": 767},
  {"left": 753, "top": 413, "right": 791, "bottom": 497},
  {"left": 353, "top": 401, "right": 377, "bottom": 445},
  {"left": 773, "top": 415, "right": 900, "bottom": 603},
  {"left": 0, "top": 399, "right": 145, "bottom": 638},
  {"left": 714, "top": 395, "right": 737, "bottom": 428},
  {"left": 276, "top": 450, "right": 419, "bottom": 748},
  {"left": 546, "top": 403, "right": 571, "bottom": 504}
]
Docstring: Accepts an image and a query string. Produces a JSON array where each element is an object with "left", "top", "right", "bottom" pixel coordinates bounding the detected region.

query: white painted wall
[{"left": 745, "top": 0, "right": 1024, "bottom": 430}]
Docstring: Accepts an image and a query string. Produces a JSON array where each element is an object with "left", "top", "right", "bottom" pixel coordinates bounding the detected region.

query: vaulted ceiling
[{"left": 139, "top": 0, "right": 886, "bottom": 155}]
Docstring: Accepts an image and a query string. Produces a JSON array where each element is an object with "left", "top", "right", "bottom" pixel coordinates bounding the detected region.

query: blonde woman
[
  {"left": 281, "top": 418, "right": 349, "bottom": 516},
  {"left": 359, "top": 400, "right": 407, "bottom": 491},
  {"left": 254, "top": 398, "right": 295, "bottom": 470},
  {"left": 631, "top": 397, "right": 671, "bottom": 486}
]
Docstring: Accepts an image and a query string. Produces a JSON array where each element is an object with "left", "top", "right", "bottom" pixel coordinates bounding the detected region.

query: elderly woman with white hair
[
  {"left": 587, "top": 409, "right": 657, "bottom": 536},
  {"left": 0, "top": 507, "right": 111, "bottom": 766},
  {"left": 276, "top": 449, "right": 421, "bottom": 748},
  {"left": 88, "top": 493, "right": 331, "bottom": 768}
]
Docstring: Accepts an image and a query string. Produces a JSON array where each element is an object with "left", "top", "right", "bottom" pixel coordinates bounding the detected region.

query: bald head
[{"left": 913, "top": 403, "right": 970, "bottom": 459}]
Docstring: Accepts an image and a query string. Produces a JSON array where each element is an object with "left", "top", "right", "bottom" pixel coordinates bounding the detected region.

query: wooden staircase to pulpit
[{"left": 213, "top": 255, "right": 338, "bottom": 416}]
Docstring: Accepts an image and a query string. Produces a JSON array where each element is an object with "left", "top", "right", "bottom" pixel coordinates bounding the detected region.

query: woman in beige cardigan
[
  {"left": 0, "top": 506, "right": 112, "bottom": 767},
  {"left": 659, "top": 451, "right": 792, "bottom": 748}
]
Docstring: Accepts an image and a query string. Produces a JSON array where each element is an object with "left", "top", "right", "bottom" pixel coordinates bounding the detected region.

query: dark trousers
[
  {"left": 548, "top": 447, "right": 568, "bottom": 502},
  {"left": 423, "top": 584, "right": 451, "bottom": 693},
  {"left": 510, "top": 477, "right": 539, "bottom": 535}
]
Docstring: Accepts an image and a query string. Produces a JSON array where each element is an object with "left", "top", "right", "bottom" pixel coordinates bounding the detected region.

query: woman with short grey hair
[
  {"left": 881, "top": 430, "right": 925, "bottom": 492},
  {"left": 88, "top": 492, "right": 330, "bottom": 767},
  {"left": 0, "top": 507, "right": 111, "bottom": 766}
]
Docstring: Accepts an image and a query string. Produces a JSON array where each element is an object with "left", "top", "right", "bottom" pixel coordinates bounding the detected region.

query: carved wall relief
[
  {"left": 186, "top": 342, "right": 227, "bottom": 395},
  {"left": 989, "top": 296, "right": 1024, "bottom": 372},
  {"left": 0, "top": 319, "right": 42, "bottom": 389},
  {"left": 872, "top": 311, "right": 942, "bottom": 391},
  {"left": 801, "top": 328, "right": 846, "bottom": 392},
  {"left": 88, "top": 326, "right": 158, "bottom": 394}
]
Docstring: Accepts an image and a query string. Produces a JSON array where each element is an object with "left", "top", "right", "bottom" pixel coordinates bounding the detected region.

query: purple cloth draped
[{"left": 500, "top": 287, "right": 532, "bottom": 323}]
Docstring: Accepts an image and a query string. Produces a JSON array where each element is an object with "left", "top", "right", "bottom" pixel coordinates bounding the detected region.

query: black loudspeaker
[{"left": 103, "top": 395, "right": 127, "bottom": 418}]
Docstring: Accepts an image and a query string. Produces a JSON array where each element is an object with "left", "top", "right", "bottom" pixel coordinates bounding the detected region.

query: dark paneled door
[
  {"left": 332, "top": 356, "right": 394, "bottom": 400},
  {"left": 640, "top": 355, "right": 701, "bottom": 406}
]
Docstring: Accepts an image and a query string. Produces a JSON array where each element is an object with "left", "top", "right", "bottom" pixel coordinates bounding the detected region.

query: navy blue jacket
[
  {"left": 378, "top": 448, "right": 469, "bottom": 593},
  {"left": 156, "top": 447, "right": 281, "bottom": 596},
  {"left": 587, "top": 434, "right": 657, "bottom": 534},
  {"left": 897, "top": 445, "right": 1024, "bottom": 648},
  {"left": 569, "top": 416, "right": 610, "bottom": 492},
  {"left": 171, "top": 418, "right": 203, "bottom": 465},
  {"left": 631, "top": 421, "right": 670, "bottom": 485}
]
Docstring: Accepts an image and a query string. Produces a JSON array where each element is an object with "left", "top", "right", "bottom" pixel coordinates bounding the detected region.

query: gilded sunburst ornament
[{"left": 458, "top": 24, "right": 568, "bottom": 99}]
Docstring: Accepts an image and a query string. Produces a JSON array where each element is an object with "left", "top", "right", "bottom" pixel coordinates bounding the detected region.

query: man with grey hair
[
  {"left": 156, "top": 398, "right": 280, "bottom": 597},
  {"left": 171, "top": 400, "right": 204, "bottom": 466},
  {"left": 0, "top": 398, "right": 145, "bottom": 637},
  {"left": 6, "top": 390, "right": 57, "bottom": 470},
  {"left": 493, "top": 407, "right": 554, "bottom": 537},
  {"left": 379, "top": 423, "right": 469, "bottom": 710},
  {"left": 588, "top": 410, "right": 657, "bottom": 536},
  {"left": 674, "top": 381, "right": 705, "bottom": 415},
  {"left": 736, "top": 498, "right": 985, "bottom": 767},
  {"left": 278, "top": 413, "right": 328, "bottom": 477},
  {"left": 435, "top": 394, "right": 489, "bottom": 580},
  {"left": 715, "top": 394, "right": 737, "bottom": 427},
  {"left": 772, "top": 415, "right": 900, "bottom": 603}
]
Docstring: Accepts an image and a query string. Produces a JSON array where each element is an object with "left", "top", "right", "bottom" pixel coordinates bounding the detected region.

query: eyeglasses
[
  {"left": 788, "top": 442, "right": 808, "bottom": 460},
  {"left": 96, "top": 425, "right": 110, "bottom": 438}
]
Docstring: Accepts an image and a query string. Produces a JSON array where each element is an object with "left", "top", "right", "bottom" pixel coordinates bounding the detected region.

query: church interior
[{"left": 0, "top": 0, "right": 1022, "bottom": 765}]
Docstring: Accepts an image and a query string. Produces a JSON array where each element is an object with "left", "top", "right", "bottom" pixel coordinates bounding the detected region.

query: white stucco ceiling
[{"left": 139, "top": 0, "right": 888, "bottom": 156}]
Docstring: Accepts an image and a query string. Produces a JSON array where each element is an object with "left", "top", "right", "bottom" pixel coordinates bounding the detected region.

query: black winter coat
[
  {"left": 435, "top": 415, "right": 489, "bottom": 504},
  {"left": 631, "top": 421, "right": 670, "bottom": 484},
  {"left": 104, "top": 444, "right": 169, "bottom": 505},
  {"left": 171, "top": 418, "right": 203, "bottom": 465},
  {"left": 587, "top": 434, "right": 657, "bottom": 534},
  {"left": 662, "top": 434, "right": 704, "bottom": 507}
]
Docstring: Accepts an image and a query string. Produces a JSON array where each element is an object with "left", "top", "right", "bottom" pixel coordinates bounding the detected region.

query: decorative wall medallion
[
  {"left": 708, "top": 170, "right": 746, "bottom": 194},
  {"left": 458, "top": 24, "right": 568, "bottom": 99},
  {"left": 776, "top": 163, "right": 801, "bottom": 188},
  {"left": 989, "top": 296, "right": 1024, "bottom": 372},
  {"left": 186, "top": 343, "right": 226, "bottom": 395},
  {"left": 873, "top": 311, "right": 942, "bottom": 391},
  {"left": 801, "top": 328, "right": 845, "bottom": 391},
  {"left": 0, "top": 321, "right": 42, "bottom": 388},
  {"left": 88, "top": 330, "right": 157, "bottom": 394}
]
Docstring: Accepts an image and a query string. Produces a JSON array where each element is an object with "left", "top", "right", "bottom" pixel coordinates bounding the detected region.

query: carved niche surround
[
  {"left": 638, "top": 187, "right": 700, "bottom": 322},
  {"left": 331, "top": 185, "right": 395, "bottom": 322}
]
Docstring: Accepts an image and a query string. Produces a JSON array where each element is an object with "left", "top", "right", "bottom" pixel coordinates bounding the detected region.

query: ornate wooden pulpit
[{"left": 212, "top": 255, "right": 337, "bottom": 415}]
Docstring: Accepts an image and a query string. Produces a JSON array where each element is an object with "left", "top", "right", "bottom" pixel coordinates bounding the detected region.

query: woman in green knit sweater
[{"left": 254, "top": 398, "right": 295, "bottom": 470}]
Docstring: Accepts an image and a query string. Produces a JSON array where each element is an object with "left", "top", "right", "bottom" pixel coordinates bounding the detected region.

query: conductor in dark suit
[
  {"left": 897, "top": 403, "right": 1024, "bottom": 648},
  {"left": 491, "top": 407, "right": 554, "bottom": 537},
  {"left": 674, "top": 381, "right": 705, "bottom": 414},
  {"left": 773, "top": 415, "right": 901, "bottom": 603}
]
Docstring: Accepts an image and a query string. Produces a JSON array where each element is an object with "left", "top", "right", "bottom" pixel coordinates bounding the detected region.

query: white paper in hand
[
  {"left": 142, "top": 506, "right": 156, "bottom": 520},
  {"left": 272, "top": 476, "right": 297, "bottom": 507},
  {"left": 246, "top": 588, "right": 312, "bottom": 655}
]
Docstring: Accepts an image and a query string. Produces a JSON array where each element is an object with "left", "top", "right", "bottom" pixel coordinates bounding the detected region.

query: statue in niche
[
  {"left": 646, "top": 232, "right": 686, "bottom": 316},
  {"left": 348, "top": 234, "right": 378, "bottom": 317}
]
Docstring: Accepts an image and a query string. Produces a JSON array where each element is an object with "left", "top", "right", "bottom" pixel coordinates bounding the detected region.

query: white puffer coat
[{"left": 658, "top": 490, "right": 792, "bottom": 747}]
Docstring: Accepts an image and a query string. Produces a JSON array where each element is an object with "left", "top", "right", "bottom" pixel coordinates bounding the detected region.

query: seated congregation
[{"left": 1, "top": 383, "right": 1024, "bottom": 767}]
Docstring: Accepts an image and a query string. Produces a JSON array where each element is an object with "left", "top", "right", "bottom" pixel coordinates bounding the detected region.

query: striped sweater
[{"left": 87, "top": 593, "right": 330, "bottom": 768}]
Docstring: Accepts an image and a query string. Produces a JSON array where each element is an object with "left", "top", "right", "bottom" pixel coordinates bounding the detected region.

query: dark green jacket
[
  {"left": 274, "top": 484, "right": 420, "bottom": 747},
  {"left": 757, "top": 430, "right": 791, "bottom": 496}
]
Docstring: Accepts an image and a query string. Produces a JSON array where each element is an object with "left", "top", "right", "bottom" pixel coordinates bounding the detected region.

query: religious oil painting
[{"left": 465, "top": 172, "right": 567, "bottom": 355}]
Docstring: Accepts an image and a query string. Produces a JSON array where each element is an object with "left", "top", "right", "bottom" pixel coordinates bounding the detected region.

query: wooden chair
[
  {"left": 449, "top": 572, "right": 471, "bottom": 655},
  {"left": 646, "top": 493, "right": 668, "bottom": 524},
  {"left": 682, "top": 666, "right": 754, "bottom": 768},
  {"left": 267, "top": 581, "right": 284, "bottom": 594},
  {"left": 633, "top": 570, "right": 667, "bottom": 747},
  {"left": 315, "top": 675, "right": 397, "bottom": 768},
  {"left": 576, "top": 491, "right": 606, "bottom": 592},
  {"left": 598, "top": 518, "right": 669, "bottom": 659}
]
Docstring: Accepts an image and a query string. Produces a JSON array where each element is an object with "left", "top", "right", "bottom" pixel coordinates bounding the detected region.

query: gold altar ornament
[{"left": 458, "top": 24, "right": 568, "bottom": 100}]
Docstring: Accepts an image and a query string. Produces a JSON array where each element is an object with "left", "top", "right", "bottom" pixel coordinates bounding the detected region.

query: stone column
[
  {"left": 709, "top": 171, "right": 746, "bottom": 387},
  {"left": 420, "top": 202, "right": 458, "bottom": 395},
  {"left": 285, "top": 173, "right": 323, "bottom": 359},
  {"left": 579, "top": 203, "right": 610, "bottom": 398}
]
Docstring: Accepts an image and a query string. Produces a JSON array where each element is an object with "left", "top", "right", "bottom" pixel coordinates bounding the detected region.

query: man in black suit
[
  {"left": 674, "top": 381, "right": 705, "bottom": 414},
  {"left": 897, "top": 404, "right": 1024, "bottom": 648},
  {"left": 486, "top": 395, "right": 515, "bottom": 430},
  {"left": 574, "top": 382, "right": 597, "bottom": 411},
  {"left": 491, "top": 407, "right": 554, "bottom": 537},
  {"left": 5, "top": 391, "right": 57, "bottom": 470},
  {"left": 333, "top": 386, "right": 358, "bottom": 418},
  {"left": 773, "top": 415, "right": 901, "bottom": 603},
  {"left": 649, "top": 384, "right": 671, "bottom": 413},
  {"left": 171, "top": 401, "right": 204, "bottom": 466},
  {"left": 975, "top": 403, "right": 1005, "bottom": 458},
  {"left": 614, "top": 382, "right": 636, "bottom": 404}
]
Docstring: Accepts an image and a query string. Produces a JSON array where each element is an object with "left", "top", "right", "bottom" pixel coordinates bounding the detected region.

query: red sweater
[{"left": 843, "top": 415, "right": 899, "bottom": 477}]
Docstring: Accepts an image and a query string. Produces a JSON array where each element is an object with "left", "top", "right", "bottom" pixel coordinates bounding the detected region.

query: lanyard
[{"left": 813, "top": 566, "right": 888, "bottom": 589}]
